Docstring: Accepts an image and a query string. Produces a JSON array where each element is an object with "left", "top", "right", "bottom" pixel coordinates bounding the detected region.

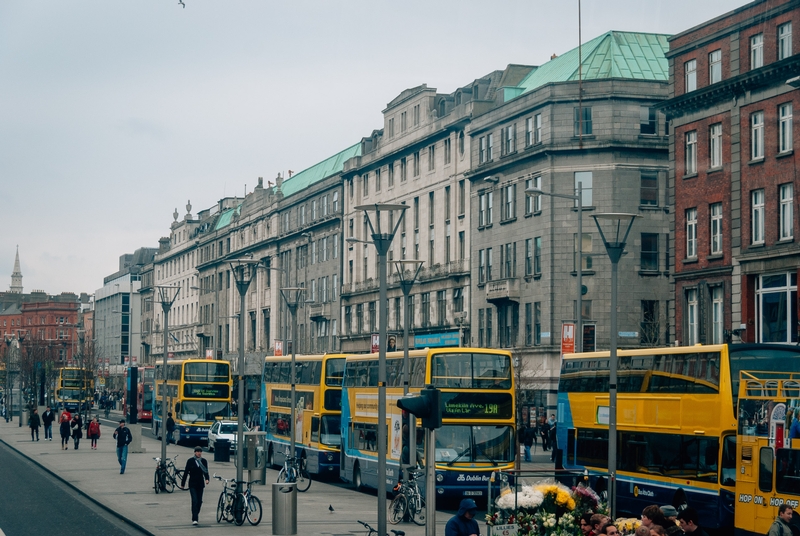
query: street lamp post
[
  {"left": 351, "top": 203, "right": 407, "bottom": 536},
  {"left": 279, "top": 287, "right": 304, "bottom": 466},
  {"left": 230, "top": 258, "right": 259, "bottom": 515},
  {"left": 526, "top": 182, "right": 584, "bottom": 353},
  {"left": 591, "top": 212, "right": 639, "bottom": 520},
  {"left": 156, "top": 285, "right": 180, "bottom": 476},
  {"left": 394, "top": 259, "right": 423, "bottom": 481}
]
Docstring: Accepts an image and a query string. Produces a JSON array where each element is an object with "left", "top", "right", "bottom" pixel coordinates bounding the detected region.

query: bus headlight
[
  {"left": 184, "top": 427, "right": 190, "bottom": 433},
  {"left": 436, "top": 473, "right": 444, "bottom": 482},
  {"left": 326, "top": 453, "right": 334, "bottom": 462},
  {"left": 437, "top": 488, "right": 444, "bottom": 494}
]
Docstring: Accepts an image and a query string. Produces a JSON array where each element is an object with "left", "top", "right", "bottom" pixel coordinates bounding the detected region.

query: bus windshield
[
  {"left": 184, "top": 362, "right": 229, "bottom": 382},
  {"left": 431, "top": 352, "right": 512, "bottom": 389},
  {"left": 180, "top": 401, "right": 229, "bottom": 423},
  {"left": 321, "top": 415, "right": 341, "bottom": 447},
  {"left": 326, "top": 358, "right": 345, "bottom": 387},
  {"left": 434, "top": 425, "right": 515, "bottom": 464}
]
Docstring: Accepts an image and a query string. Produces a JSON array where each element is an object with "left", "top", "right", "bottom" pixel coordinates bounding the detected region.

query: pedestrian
[
  {"left": 61, "top": 407, "right": 72, "bottom": 424},
  {"left": 642, "top": 505, "right": 672, "bottom": 532},
  {"left": 28, "top": 408, "right": 41, "bottom": 441},
  {"left": 166, "top": 412, "right": 176, "bottom": 444},
  {"left": 580, "top": 513, "right": 594, "bottom": 536},
  {"left": 445, "top": 498, "right": 480, "bottom": 536},
  {"left": 523, "top": 425, "right": 534, "bottom": 462},
  {"left": 540, "top": 418, "right": 551, "bottom": 451},
  {"left": 549, "top": 421, "right": 558, "bottom": 462},
  {"left": 88, "top": 416, "right": 101, "bottom": 450},
  {"left": 113, "top": 419, "right": 133, "bottom": 474},
  {"left": 41, "top": 406, "right": 55, "bottom": 441},
  {"left": 677, "top": 508, "right": 709, "bottom": 536},
  {"left": 181, "top": 446, "right": 210, "bottom": 525},
  {"left": 660, "top": 505, "right": 685, "bottom": 536},
  {"left": 59, "top": 414, "right": 71, "bottom": 450},
  {"left": 768, "top": 505, "right": 795, "bottom": 536},
  {"left": 70, "top": 414, "right": 83, "bottom": 449}
]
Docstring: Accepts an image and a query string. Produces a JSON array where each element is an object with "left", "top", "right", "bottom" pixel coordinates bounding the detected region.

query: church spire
[{"left": 10, "top": 245, "right": 23, "bottom": 294}]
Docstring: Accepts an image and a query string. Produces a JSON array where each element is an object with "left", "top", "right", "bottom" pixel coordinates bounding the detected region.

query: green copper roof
[
  {"left": 514, "top": 31, "right": 669, "bottom": 99},
  {"left": 279, "top": 142, "right": 362, "bottom": 198},
  {"left": 215, "top": 204, "right": 242, "bottom": 230}
]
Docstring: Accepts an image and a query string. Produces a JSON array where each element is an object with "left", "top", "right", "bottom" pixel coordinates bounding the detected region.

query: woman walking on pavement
[
  {"left": 59, "top": 414, "right": 71, "bottom": 450},
  {"left": 70, "top": 414, "right": 83, "bottom": 449},
  {"left": 28, "top": 408, "right": 41, "bottom": 441},
  {"left": 88, "top": 416, "right": 101, "bottom": 449}
]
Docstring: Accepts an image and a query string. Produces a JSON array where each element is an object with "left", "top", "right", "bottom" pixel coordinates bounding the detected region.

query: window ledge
[
  {"left": 458, "top": 213, "right": 465, "bottom": 220},
  {"left": 523, "top": 274, "right": 542, "bottom": 282},
  {"left": 707, "top": 253, "right": 724, "bottom": 261},
  {"left": 639, "top": 205, "right": 662, "bottom": 211},
  {"left": 683, "top": 258, "right": 698, "bottom": 264},
  {"left": 638, "top": 270, "right": 662, "bottom": 276},
  {"left": 500, "top": 217, "right": 517, "bottom": 225},
  {"left": 749, "top": 242, "right": 765, "bottom": 249},
  {"left": 707, "top": 166, "right": 723, "bottom": 174},
  {"left": 777, "top": 237, "right": 794, "bottom": 244},
  {"left": 638, "top": 133, "right": 659, "bottom": 138},
  {"left": 570, "top": 270, "right": 596, "bottom": 277},
  {"left": 749, "top": 157, "right": 765, "bottom": 165},
  {"left": 777, "top": 150, "right": 794, "bottom": 159},
  {"left": 683, "top": 173, "right": 698, "bottom": 180},
  {"left": 571, "top": 135, "right": 596, "bottom": 141},
  {"left": 478, "top": 224, "right": 493, "bottom": 231},
  {"left": 524, "top": 213, "right": 533, "bottom": 219}
]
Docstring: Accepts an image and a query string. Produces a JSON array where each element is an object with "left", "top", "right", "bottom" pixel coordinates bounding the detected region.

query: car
[{"left": 207, "top": 420, "right": 249, "bottom": 452}]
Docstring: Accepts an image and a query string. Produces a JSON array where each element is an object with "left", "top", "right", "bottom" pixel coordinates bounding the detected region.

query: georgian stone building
[{"left": 467, "top": 32, "right": 673, "bottom": 412}]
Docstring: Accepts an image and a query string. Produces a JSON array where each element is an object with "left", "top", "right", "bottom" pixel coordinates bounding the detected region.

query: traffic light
[{"left": 397, "top": 385, "right": 441, "bottom": 430}]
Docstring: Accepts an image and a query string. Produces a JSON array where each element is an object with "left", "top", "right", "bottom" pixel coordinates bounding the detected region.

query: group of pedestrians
[{"left": 521, "top": 414, "right": 558, "bottom": 462}]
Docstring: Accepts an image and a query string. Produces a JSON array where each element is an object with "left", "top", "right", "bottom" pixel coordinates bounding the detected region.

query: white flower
[{"left": 494, "top": 485, "right": 544, "bottom": 510}]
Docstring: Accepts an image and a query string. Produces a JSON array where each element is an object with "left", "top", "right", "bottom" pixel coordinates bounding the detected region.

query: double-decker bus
[
  {"left": 557, "top": 343, "right": 800, "bottom": 532},
  {"left": 340, "top": 348, "right": 515, "bottom": 501},
  {"left": 260, "top": 354, "right": 346, "bottom": 477},
  {"left": 122, "top": 366, "right": 155, "bottom": 422},
  {"left": 152, "top": 359, "right": 232, "bottom": 443},
  {"left": 735, "top": 370, "right": 800, "bottom": 536},
  {"left": 56, "top": 367, "right": 94, "bottom": 412}
]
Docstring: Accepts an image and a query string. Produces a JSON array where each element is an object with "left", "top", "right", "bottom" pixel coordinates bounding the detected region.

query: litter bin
[
  {"left": 214, "top": 439, "right": 230, "bottom": 462},
  {"left": 272, "top": 482, "right": 297, "bottom": 535}
]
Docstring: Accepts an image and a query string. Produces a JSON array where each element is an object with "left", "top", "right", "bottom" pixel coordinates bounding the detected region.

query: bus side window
[
  {"left": 311, "top": 417, "right": 320, "bottom": 443},
  {"left": 174, "top": 402, "right": 181, "bottom": 414},
  {"left": 760, "top": 447, "right": 774, "bottom": 493}
]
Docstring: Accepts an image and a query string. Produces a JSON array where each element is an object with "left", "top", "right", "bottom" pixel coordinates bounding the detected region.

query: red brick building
[
  {"left": 662, "top": 0, "right": 800, "bottom": 344},
  {"left": 20, "top": 301, "right": 80, "bottom": 362}
]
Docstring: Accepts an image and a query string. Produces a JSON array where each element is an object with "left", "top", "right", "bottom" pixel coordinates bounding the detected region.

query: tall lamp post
[
  {"left": 156, "top": 285, "right": 181, "bottom": 475},
  {"left": 230, "top": 258, "right": 260, "bottom": 513},
  {"left": 527, "top": 181, "right": 584, "bottom": 353},
  {"left": 349, "top": 203, "right": 407, "bottom": 536},
  {"left": 591, "top": 212, "right": 639, "bottom": 520},
  {"left": 394, "top": 259, "right": 423, "bottom": 481},
  {"left": 279, "top": 287, "right": 304, "bottom": 466}
]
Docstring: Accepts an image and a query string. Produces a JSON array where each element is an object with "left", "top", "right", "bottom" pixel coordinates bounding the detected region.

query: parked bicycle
[
  {"left": 388, "top": 467, "right": 426, "bottom": 525},
  {"left": 213, "top": 474, "right": 261, "bottom": 526},
  {"left": 153, "top": 454, "right": 185, "bottom": 494},
  {"left": 277, "top": 449, "right": 311, "bottom": 492},
  {"left": 356, "top": 519, "right": 405, "bottom": 536}
]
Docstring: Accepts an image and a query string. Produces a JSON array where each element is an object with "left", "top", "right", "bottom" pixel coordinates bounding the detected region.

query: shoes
[
  {"left": 120, "top": 470, "right": 125, "bottom": 474},
  {"left": 192, "top": 521, "right": 198, "bottom": 526}
]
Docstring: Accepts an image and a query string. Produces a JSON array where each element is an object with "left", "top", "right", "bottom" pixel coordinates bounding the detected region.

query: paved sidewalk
[{"left": 0, "top": 413, "right": 556, "bottom": 535}]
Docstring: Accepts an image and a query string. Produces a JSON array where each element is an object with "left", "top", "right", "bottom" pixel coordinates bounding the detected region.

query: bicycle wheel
[
  {"left": 154, "top": 469, "right": 161, "bottom": 494},
  {"left": 388, "top": 493, "right": 407, "bottom": 525},
  {"left": 246, "top": 495, "right": 262, "bottom": 526},
  {"left": 233, "top": 493, "right": 247, "bottom": 526},
  {"left": 411, "top": 494, "right": 426, "bottom": 526},
  {"left": 216, "top": 493, "right": 225, "bottom": 523},
  {"left": 174, "top": 470, "right": 186, "bottom": 490},
  {"left": 296, "top": 468, "right": 311, "bottom": 492},
  {"left": 162, "top": 470, "right": 175, "bottom": 493},
  {"left": 277, "top": 468, "right": 289, "bottom": 483}
]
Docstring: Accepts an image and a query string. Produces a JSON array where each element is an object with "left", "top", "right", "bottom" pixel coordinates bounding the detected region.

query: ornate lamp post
[
  {"left": 591, "top": 212, "right": 639, "bottom": 520},
  {"left": 230, "top": 258, "right": 259, "bottom": 517},
  {"left": 394, "top": 259, "right": 423, "bottom": 480},
  {"left": 155, "top": 285, "right": 180, "bottom": 474},
  {"left": 350, "top": 203, "right": 407, "bottom": 536}
]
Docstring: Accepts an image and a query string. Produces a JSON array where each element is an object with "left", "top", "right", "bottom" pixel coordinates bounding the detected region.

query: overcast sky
[{"left": 0, "top": 0, "right": 747, "bottom": 296}]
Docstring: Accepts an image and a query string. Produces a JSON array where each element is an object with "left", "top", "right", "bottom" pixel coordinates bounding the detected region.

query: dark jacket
[
  {"left": 29, "top": 413, "right": 41, "bottom": 429},
  {"left": 666, "top": 523, "right": 685, "bottom": 536},
  {"left": 41, "top": 410, "right": 55, "bottom": 426},
  {"left": 113, "top": 426, "right": 132, "bottom": 448},
  {"left": 59, "top": 420, "right": 71, "bottom": 438},
  {"left": 445, "top": 500, "right": 480, "bottom": 536},
  {"left": 523, "top": 426, "right": 535, "bottom": 447},
  {"left": 70, "top": 418, "right": 83, "bottom": 439},
  {"left": 166, "top": 416, "right": 175, "bottom": 432},
  {"left": 181, "top": 456, "right": 209, "bottom": 489}
]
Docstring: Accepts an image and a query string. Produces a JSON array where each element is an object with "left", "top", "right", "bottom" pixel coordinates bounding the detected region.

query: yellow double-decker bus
[
  {"left": 152, "top": 359, "right": 232, "bottom": 444},
  {"left": 557, "top": 343, "right": 800, "bottom": 532},
  {"left": 735, "top": 371, "right": 800, "bottom": 536},
  {"left": 340, "top": 348, "right": 515, "bottom": 501},
  {"left": 260, "top": 354, "right": 346, "bottom": 477},
  {"left": 56, "top": 367, "right": 94, "bottom": 412}
]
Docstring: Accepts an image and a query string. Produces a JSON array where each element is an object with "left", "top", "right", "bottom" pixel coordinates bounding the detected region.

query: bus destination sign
[
  {"left": 441, "top": 392, "right": 512, "bottom": 420},
  {"left": 183, "top": 384, "right": 230, "bottom": 399}
]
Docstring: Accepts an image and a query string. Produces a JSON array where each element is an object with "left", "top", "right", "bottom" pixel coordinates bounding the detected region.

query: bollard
[{"left": 272, "top": 482, "right": 297, "bottom": 535}]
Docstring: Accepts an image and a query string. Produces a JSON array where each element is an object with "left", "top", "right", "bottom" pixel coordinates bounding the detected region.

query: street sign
[
  {"left": 561, "top": 323, "right": 575, "bottom": 355},
  {"left": 371, "top": 334, "right": 379, "bottom": 354},
  {"left": 274, "top": 340, "right": 283, "bottom": 356}
]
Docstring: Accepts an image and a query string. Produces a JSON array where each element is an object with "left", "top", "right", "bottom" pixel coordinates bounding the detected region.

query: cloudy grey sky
[{"left": 0, "top": 0, "right": 746, "bottom": 295}]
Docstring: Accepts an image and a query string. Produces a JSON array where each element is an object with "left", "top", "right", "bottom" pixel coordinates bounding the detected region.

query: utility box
[
  {"left": 214, "top": 439, "right": 230, "bottom": 462},
  {"left": 243, "top": 431, "right": 267, "bottom": 484}
]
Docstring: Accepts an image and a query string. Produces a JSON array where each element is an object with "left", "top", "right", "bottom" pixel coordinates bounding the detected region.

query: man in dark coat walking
[
  {"left": 181, "top": 446, "right": 210, "bottom": 525},
  {"left": 28, "top": 408, "right": 41, "bottom": 441},
  {"left": 41, "top": 406, "right": 55, "bottom": 441}
]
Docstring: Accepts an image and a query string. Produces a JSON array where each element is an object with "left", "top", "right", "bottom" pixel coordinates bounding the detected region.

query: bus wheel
[
  {"left": 353, "top": 463, "right": 363, "bottom": 491},
  {"left": 268, "top": 446, "right": 275, "bottom": 469},
  {"left": 672, "top": 490, "right": 688, "bottom": 513}
]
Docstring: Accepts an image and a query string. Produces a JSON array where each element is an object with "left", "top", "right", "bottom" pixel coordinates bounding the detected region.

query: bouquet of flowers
[{"left": 614, "top": 518, "right": 642, "bottom": 536}]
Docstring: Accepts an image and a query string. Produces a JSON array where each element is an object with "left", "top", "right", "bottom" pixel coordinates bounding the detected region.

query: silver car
[{"left": 207, "top": 420, "right": 249, "bottom": 452}]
